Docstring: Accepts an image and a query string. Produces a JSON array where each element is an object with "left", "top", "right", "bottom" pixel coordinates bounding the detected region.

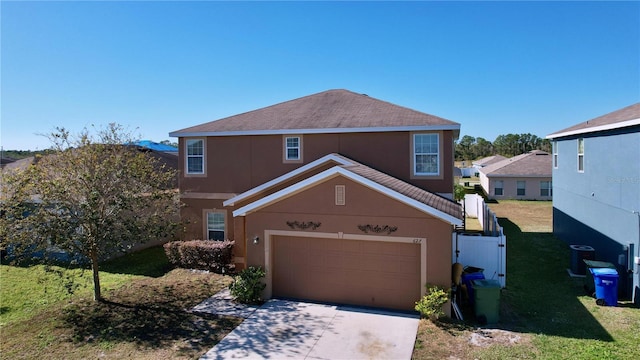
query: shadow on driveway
[{"left": 201, "top": 299, "right": 419, "bottom": 359}]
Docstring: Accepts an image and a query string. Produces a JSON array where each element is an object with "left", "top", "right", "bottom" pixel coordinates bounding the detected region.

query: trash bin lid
[
  {"left": 471, "top": 279, "right": 501, "bottom": 288},
  {"left": 583, "top": 260, "right": 615, "bottom": 268},
  {"left": 590, "top": 268, "right": 618, "bottom": 277},
  {"left": 570, "top": 245, "right": 594, "bottom": 251}
]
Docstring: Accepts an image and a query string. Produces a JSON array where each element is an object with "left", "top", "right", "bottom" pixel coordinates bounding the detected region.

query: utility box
[{"left": 570, "top": 245, "right": 595, "bottom": 275}]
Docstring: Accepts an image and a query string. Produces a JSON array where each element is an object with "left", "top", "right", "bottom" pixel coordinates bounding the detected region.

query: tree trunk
[{"left": 90, "top": 249, "right": 102, "bottom": 301}]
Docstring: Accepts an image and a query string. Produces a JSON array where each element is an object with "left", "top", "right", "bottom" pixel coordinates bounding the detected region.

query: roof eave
[
  {"left": 223, "top": 154, "right": 353, "bottom": 207},
  {"left": 232, "top": 166, "right": 462, "bottom": 226},
  {"left": 546, "top": 118, "right": 640, "bottom": 139}
]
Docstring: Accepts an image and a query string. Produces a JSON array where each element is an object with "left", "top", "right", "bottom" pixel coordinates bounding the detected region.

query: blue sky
[{"left": 1, "top": 1, "right": 638, "bottom": 150}]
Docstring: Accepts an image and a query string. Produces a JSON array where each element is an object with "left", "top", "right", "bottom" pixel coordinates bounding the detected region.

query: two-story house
[
  {"left": 547, "top": 103, "right": 640, "bottom": 305},
  {"left": 170, "top": 89, "right": 463, "bottom": 311}
]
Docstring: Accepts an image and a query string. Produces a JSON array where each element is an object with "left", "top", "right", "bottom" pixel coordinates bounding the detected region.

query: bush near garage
[
  {"left": 163, "top": 240, "right": 235, "bottom": 274},
  {"left": 229, "top": 266, "right": 266, "bottom": 304},
  {"left": 415, "top": 284, "right": 450, "bottom": 320}
]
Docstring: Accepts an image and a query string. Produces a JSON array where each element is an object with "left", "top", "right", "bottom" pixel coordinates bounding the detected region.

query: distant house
[
  {"left": 547, "top": 103, "right": 640, "bottom": 305},
  {"left": 133, "top": 140, "right": 179, "bottom": 154},
  {"left": 478, "top": 150, "right": 552, "bottom": 200},
  {"left": 170, "top": 89, "right": 464, "bottom": 311},
  {"left": 473, "top": 155, "right": 507, "bottom": 169},
  {"left": 0, "top": 146, "right": 179, "bottom": 259}
]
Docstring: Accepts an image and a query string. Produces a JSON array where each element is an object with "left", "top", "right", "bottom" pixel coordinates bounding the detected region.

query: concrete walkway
[{"left": 198, "top": 298, "right": 419, "bottom": 360}]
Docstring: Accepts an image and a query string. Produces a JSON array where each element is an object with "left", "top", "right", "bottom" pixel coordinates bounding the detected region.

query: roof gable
[
  {"left": 547, "top": 103, "right": 640, "bottom": 139},
  {"left": 170, "top": 89, "right": 460, "bottom": 137},
  {"left": 223, "top": 153, "right": 353, "bottom": 207},
  {"left": 230, "top": 155, "right": 462, "bottom": 225},
  {"left": 480, "top": 150, "right": 551, "bottom": 177}
]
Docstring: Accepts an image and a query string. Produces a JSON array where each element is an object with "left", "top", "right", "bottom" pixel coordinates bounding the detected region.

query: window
[
  {"left": 494, "top": 180, "right": 504, "bottom": 196},
  {"left": 577, "top": 138, "right": 584, "bottom": 172},
  {"left": 413, "top": 133, "right": 439, "bottom": 176},
  {"left": 186, "top": 139, "right": 204, "bottom": 174},
  {"left": 206, "top": 212, "right": 225, "bottom": 241},
  {"left": 552, "top": 141, "right": 558, "bottom": 168},
  {"left": 540, "top": 181, "right": 552, "bottom": 197},
  {"left": 517, "top": 181, "right": 526, "bottom": 196},
  {"left": 284, "top": 136, "right": 302, "bottom": 162}
]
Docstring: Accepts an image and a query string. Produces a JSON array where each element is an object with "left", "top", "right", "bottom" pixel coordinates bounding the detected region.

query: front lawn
[
  {"left": 413, "top": 200, "right": 640, "bottom": 359},
  {"left": 0, "top": 246, "right": 239, "bottom": 359}
]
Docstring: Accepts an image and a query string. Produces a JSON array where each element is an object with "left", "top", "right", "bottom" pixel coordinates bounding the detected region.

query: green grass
[
  {"left": 413, "top": 200, "right": 640, "bottom": 359},
  {"left": 0, "top": 246, "right": 237, "bottom": 359},
  {"left": 0, "top": 246, "right": 169, "bottom": 326}
]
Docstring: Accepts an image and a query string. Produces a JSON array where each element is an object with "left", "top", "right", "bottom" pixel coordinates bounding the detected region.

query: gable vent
[{"left": 335, "top": 185, "right": 346, "bottom": 206}]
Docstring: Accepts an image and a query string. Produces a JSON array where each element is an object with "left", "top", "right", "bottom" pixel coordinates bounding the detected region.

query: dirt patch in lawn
[{"left": 412, "top": 319, "right": 533, "bottom": 359}]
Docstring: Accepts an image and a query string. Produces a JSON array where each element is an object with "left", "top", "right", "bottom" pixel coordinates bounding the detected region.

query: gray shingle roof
[
  {"left": 170, "top": 89, "right": 460, "bottom": 136},
  {"left": 472, "top": 155, "right": 507, "bottom": 167},
  {"left": 480, "top": 150, "right": 552, "bottom": 177},
  {"left": 342, "top": 157, "right": 463, "bottom": 221},
  {"left": 548, "top": 103, "right": 640, "bottom": 138}
]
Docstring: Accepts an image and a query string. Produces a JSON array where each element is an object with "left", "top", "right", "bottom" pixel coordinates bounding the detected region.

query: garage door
[{"left": 272, "top": 235, "right": 421, "bottom": 311}]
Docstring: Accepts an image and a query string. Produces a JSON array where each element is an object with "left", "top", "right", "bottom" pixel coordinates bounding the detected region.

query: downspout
[{"left": 633, "top": 211, "right": 640, "bottom": 305}]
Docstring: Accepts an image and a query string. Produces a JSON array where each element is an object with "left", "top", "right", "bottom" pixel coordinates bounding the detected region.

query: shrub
[
  {"left": 163, "top": 240, "right": 235, "bottom": 274},
  {"left": 229, "top": 266, "right": 266, "bottom": 304},
  {"left": 415, "top": 284, "right": 450, "bottom": 320}
]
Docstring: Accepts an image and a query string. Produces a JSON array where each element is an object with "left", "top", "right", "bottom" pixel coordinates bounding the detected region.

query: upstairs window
[
  {"left": 206, "top": 212, "right": 225, "bottom": 241},
  {"left": 186, "top": 139, "right": 205, "bottom": 174},
  {"left": 552, "top": 141, "right": 558, "bottom": 168},
  {"left": 413, "top": 133, "right": 440, "bottom": 176},
  {"left": 517, "top": 181, "right": 526, "bottom": 196},
  {"left": 577, "top": 138, "right": 584, "bottom": 172},
  {"left": 284, "top": 135, "right": 303, "bottom": 162}
]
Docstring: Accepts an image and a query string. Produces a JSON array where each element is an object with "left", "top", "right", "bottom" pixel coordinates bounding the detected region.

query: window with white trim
[
  {"left": 206, "top": 212, "right": 225, "bottom": 241},
  {"left": 552, "top": 141, "right": 558, "bottom": 168},
  {"left": 540, "top": 181, "right": 552, "bottom": 197},
  {"left": 517, "top": 181, "right": 526, "bottom": 196},
  {"left": 284, "top": 136, "right": 301, "bottom": 161},
  {"left": 494, "top": 180, "right": 504, "bottom": 196},
  {"left": 577, "top": 138, "right": 584, "bottom": 172},
  {"left": 186, "top": 139, "right": 204, "bottom": 174},
  {"left": 413, "top": 133, "right": 439, "bottom": 176}
]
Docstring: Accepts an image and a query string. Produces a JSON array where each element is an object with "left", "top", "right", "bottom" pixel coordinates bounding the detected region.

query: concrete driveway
[{"left": 200, "top": 299, "right": 419, "bottom": 360}]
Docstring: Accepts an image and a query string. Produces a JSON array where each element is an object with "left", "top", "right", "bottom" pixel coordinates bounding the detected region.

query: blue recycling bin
[
  {"left": 590, "top": 267, "right": 619, "bottom": 306},
  {"left": 461, "top": 272, "right": 485, "bottom": 305}
]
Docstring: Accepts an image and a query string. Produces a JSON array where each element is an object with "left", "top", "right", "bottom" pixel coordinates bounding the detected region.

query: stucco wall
[
  {"left": 484, "top": 176, "right": 553, "bottom": 200},
  {"left": 241, "top": 176, "right": 454, "bottom": 292},
  {"left": 178, "top": 131, "right": 456, "bottom": 196},
  {"left": 552, "top": 126, "right": 640, "bottom": 302}
]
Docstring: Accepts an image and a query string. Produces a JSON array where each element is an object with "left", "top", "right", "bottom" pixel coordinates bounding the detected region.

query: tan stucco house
[
  {"left": 169, "top": 89, "right": 463, "bottom": 311},
  {"left": 479, "top": 150, "right": 553, "bottom": 200}
]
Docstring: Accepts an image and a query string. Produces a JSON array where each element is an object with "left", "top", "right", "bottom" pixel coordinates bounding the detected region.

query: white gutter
[{"left": 546, "top": 118, "right": 640, "bottom": 139}]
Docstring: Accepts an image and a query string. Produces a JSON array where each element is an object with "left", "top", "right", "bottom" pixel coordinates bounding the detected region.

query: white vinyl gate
[{"left": 453, "top": 232, "right": 506, "bottom": 287}]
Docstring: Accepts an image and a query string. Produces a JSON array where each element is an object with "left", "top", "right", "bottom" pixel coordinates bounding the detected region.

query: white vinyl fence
[{"left": 454, "top": 194, "right": 507, "bottom": 287}]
